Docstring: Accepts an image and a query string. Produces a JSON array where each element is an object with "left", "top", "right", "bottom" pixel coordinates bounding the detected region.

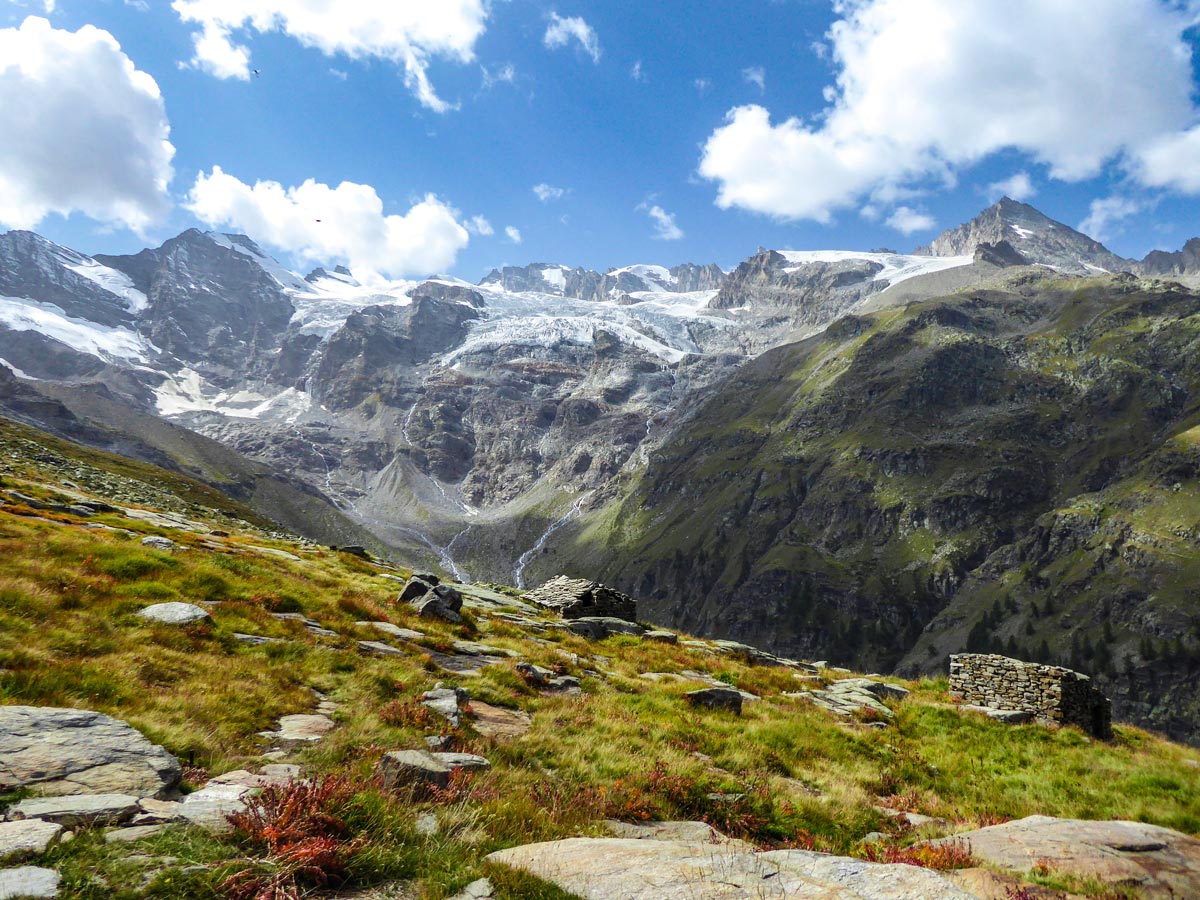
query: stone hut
[
  {"left": 949, "top": 653, "right": 1112, "bottom": 739},
  {"left": 524, "top": 576, "right": 638, "bottom": 623}
]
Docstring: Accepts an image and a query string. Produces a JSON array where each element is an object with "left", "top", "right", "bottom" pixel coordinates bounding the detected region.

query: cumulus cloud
[
  {"left": 1079, "top": 196, "right": 1144, "bottom": 243},
  {"left": 0, "top": 16, "right": 174, "bottom": 233},
  {"left": 1134, "top": 126, "right": 1200, "bottom": 193},
  {"left": 185, "top": 167, "right": 469, "bottom": 279},
  {"left": 533, "top": 183, "right": 566, "bottom": 203},
  {"left": 885, "top": 206, "right": 935, "bottom": 234},
  {"left": 986, "top": 171, "right": 1037, "bottom": 202},
  {"left": 640, "top": 203, "right": 684, "bottom": 241},
  {"left": 544, "top": 12, "right": 601, "bottom": 63},
  {"left": 700, "top": 0, "right": 1200, "bottom": 222},
  {"left": 171, "top": 1, "right": 488, "bottom": 112},
  {"left": 505, "top": 225, "right": 522, "bottom": 245}
]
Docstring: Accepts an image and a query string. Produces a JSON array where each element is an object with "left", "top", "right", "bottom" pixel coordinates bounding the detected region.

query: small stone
[
  {"left": 0, "top": 866, "right": 59, "bottom": 899},
  {"left": 0, "top": 820, "right": 62, "bottom": 863},
  {"left": 6, "top": 794, "right": 139, "bottom": 828},
  {"left": 104, "top": 824, "right": 166, "bottom": 843},
  {"left": 376, "top": 750, "right": 489, "bottom": 791},
  {"left": 861, "top": 832, "right": 889, "bottom": 844},
  {"left": 447, "top": 877, "right": 494, "bottom": 900},
  {"left": 136, "top": 602, "right": 210, "bottom": 625},
  {"left": 415, "top": 813, "right": 439, "bottom": 836},
  {"left": 422, "top": 688, "right": 465, "bottom": 727}
]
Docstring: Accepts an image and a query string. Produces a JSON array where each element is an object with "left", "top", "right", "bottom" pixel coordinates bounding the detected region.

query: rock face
[
  {"left": 915, "top": 197, "right": 1130, "bottom": 273},
  {"left": 949, "top": 654, "right": 1111, "bottom": 738},
  {"left": 525, "top": 576, "right": 638, "bottom": 621},
  {"left": 1138, "top": 237, "right": 1200, "bottom": 276},
  {"left": 479, "top": 262, "right": 724, "bottom": 302},
  {"left": 485, "top": 837, "right": 977, "bottom": 900},
  {"left": 0, "top": 707, "right": 181, "bottom": 798},
  {"left": 931, "top": 816, "right": 1200, "bottom": 900}
]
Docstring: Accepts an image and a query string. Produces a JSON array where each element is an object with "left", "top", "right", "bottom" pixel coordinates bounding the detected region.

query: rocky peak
[
  {"left": 1137, "top": 237, "right": 1200, "bottom": 277},
  {"left": 915, "top": 198, "right": 1130, "bottom": 274},
  {"left": 409, "top": 280, "right": 486, "bottom": 308},
  {"left": 0, "top": 230, "right": 141, "bottom": 328}
]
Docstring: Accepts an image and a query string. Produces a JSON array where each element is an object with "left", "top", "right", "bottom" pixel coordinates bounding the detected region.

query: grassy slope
[
  {"left": 0, "top": 419, "right": 1198, "bottom": 899},
  {"left": 555, "top": 274, "right": 1200, "bottom": 740}
]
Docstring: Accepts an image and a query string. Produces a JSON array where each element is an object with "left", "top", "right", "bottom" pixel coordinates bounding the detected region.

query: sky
[{"left": 2, "top": 0, "right": 1200, "bottom": 283}]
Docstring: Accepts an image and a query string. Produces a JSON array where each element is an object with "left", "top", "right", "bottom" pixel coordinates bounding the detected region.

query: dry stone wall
[
  {"left": 523, "top": 576, "right": 637, "bottom": 622},
  {"left": 949, "top": 653, "right": 1112, "bottom": 739}
]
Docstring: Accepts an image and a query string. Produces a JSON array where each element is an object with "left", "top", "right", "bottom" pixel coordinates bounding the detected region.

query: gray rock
[
  {"left": 604, "top": 820, "right": 730, "bottom": 843},
  {"left": 359, "top": 621, "right": 424, "bottom": 641},
  {"left": 961, "top": 705, "right": 1035, "bottom": 724},
  {"left": 0, "top": 866, "right": 60, "bottom": 899},
  {"left": 0, "top": 820, "right": 62, "bottom": 863},
  {"left": 259, "top": 714, "right": 335, "bottom": 747},
  {"left": 140, "top": 536, "right": 175, "bottom": 551},
  {"left": 413, "top": 594, "right": 463, "bottom": 623},
  {"left": 104, "top": 824, "right": 167, "bottom": 843},
  {"left": 684, "top": 688, "right": 743, "bottom": 714},
  {"left": 232, "top": 633, "right": 280, "bottom": 646},
  {"left": 376, "top": 750, "right": 489, "bottom": 791},
  {"left": 486, "top": 837, "right": 978, "bottom": 900},
  {"left": 415, "top": 813, "right": 439, "bottom": 836},
  {"left": 643, "top": 630, "right": 678, "bottom": 644},
  {"left": 422, "top": 687, "right": 468, "bottom": 727},
  {"left": 359, "top": 640, "right": 406, "bottom": 657},
  {"left": 0, "top": 707, "right": 180, "bottom": 798},
  {"left": 447, "top": 878, "right": 493, "bottom": 900},
  {"left": 568, "top": 617, "right": 647, "bottom": 640},
  {"left": 516, "top": 662, "right": 556, "bottom": 687},
  {"left": 398, "top": 577, "right": 437, "bottom": 604},
  {"left": 136, "top": 602, "right": 210, "bottom": 625},
  {"left": 6, "top": 794, "right": 138, "bottom": 828}
]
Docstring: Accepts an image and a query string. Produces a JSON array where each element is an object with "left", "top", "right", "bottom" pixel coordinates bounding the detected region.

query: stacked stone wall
[
  {"left": 949, "top": 653, "right": 1111, "bottom": 739},
  {"left": 524, "top": 576, "right": 638, "bottom": 622}
]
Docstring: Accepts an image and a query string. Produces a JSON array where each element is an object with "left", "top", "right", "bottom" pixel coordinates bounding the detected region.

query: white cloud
[
  {"left": 700, "top": 0, "right": 1200, "bottom": 222},
  {"left": 885, "top": 206, "right": 935, "bottom": 234},
  {"left": 543, "top": 12, "right": 600, "bottom": 64},
  {"left": 171, "top": 1, "right": 488, "bottom": 112},
  {"left": 985, "top": 171, "right": 1036, "bottom": 202},
  {"left": 185, "top": 167, "right": 469, "bottom": 279},
  {"left": 533, "top": 183, "right": 566, "bottom": 203},
  {"left": 694, "top": 77, "right": 711, "bottom": 96},
  {"left": 1133, "top": 126, "right": 1200, "bottom": 192},
  {"left": 465, "top": 214, "right": 493, "bottom": 236},
  {"left": 505, "top": 225, "right": 522, "bottom": 245},
  {"left": 0, "top": 16, "right": 174, "bottom": 233},
  {"left": 481, "top": 63, "right": 516, "bottom": 90},
  {"left": 1079, "top": 196, "right": 1143, "bottom": 242},
  {"left": 742, "top": 66, "right": 765, "bottom": 92},
  {"left": 630, "top": 60, "right": 644, "bottom": 81},
  {"left": 640, "top": 203, "right": 684, "bottom": 241}
]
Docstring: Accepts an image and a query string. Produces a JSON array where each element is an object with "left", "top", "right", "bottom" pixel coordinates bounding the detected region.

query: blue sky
[{"left": 3, "top": 1, "right": 1200, "bottom": 281}]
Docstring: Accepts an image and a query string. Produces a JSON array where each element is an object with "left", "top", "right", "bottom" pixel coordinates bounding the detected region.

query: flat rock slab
[
  {"left": 961, "top": 705, "right": 1035, "bottom": 724},
  {"left": 7, "top": 794, "right": 138, "bottom": 828},
  {"left": 486, "top": 838, "right": 975, "bottom": 900},
  {"left": 0, "top": 820, "right": 62, "bottom": 863},
  {"left": 137, "top": 602, "right": 210, "bottom": 625},
  {"left": 603, "top": 821, "right": 734, "bottom": 843},
  {"left": 0, "top": 866, "right": 59, "bottom": 899},
  {"left": 260, "top": 714, "right": 335, "bottom": 746},
  {"left": 104, "top": 824, "right": 167, "bottom": 843},
  {"left": 358, "top": 622, "right": 425, "bottom": 641},
  {"left": 0, "top": 707, "right": 180, "bottom": 798},
  {"left": 932, "top": 816, "right": 1200, "bottom": 899},
  {"left": 469, "top": 702, "right": 531, "bottom": 739},
  {"left": 359, "top": 641, "right": 406, "bottom": 657}
]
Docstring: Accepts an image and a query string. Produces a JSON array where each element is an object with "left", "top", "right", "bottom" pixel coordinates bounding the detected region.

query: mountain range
[{"left": 3, "top": 197, "right": 1200, "bottom": 741}]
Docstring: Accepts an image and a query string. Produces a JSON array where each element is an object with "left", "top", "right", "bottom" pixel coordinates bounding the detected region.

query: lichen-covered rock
[
  {"left": 525, "top": 577, "right": 638, "bottom": 622},
  {"left": 136, "top": 602, "right": 210, "bottom": 625},
  {"left": 0, "top": 707, "right": 180, "bottom": 798}
]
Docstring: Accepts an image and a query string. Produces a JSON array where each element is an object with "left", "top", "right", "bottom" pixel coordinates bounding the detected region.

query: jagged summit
[{"left": 915, "top": 197, "right": 1130, "bottom": 274}]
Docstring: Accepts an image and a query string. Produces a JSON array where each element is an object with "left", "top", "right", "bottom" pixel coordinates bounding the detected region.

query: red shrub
[{"left": 856, "top": 837, "right": 975, "bottom": 870}]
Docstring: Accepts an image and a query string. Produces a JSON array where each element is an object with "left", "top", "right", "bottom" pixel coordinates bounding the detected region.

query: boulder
[
  {"left": 0, "top": 820, "right": 62, "bottom": 863},
  {"left": 929, "top": 816, "right": 1200, "bottom": 899},
  {"left": 422, "top": 687, "right": 470, "bottom": 727},
  {"left": 684, "top": 688, "right": 743, "bottom": 714},
  {"left": 376, "top": 750, "right": 489, "bottom": 791},
  {"left": 140, "top": 536, "right": 175, "bottom": 551},
  {"left": 516, "top": 663, "right": 557, "bottom": 688},
  {"left": 0, "top": 867, "right": 60, "bottom": 900},
  {"left": 643, "top": 631, "right": 678, "bottom": 644},
  {"left": 6, "top": 793, "right": 138, "bottom": 828},
  {"left": 398, "top": 576, "right": 437, "bottom": 604},
  {"left": 485, "top": 837, "right": 976, "bottom": 900},
  {"left": 567, "top": 617, "right": 647, "bottom": 640},
  {"left": 524, "top": 576, "right": 638, "bottom": 622},
  {"left": 136, "top": 602, "right": 210, "bottom": 625},
  {"left": 0, "top": 707, "right": 180, "bottom": 798},
  {"left": 413, "top": 593, "right": 463, "bottom": 624}
]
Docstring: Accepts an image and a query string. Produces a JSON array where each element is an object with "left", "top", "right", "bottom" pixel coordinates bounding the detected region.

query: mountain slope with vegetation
[
  {"left": 556, "top": 269, "right": 1200, "bottom": 742},
  {"left": 1, "top": 414, "right": 1198, "bottom": 899}
]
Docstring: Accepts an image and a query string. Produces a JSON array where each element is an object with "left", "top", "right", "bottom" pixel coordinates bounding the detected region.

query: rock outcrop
[{"left": 0, "top": 707, "right": 181, "bottom": 798}]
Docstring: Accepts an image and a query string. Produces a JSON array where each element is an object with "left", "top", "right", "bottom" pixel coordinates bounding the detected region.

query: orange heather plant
[
  {"left": 221, "top": 775, "right": 366, "bottom": 900},
  {"left": 855, "top": 837, "right": 975, "bottom": 870}
]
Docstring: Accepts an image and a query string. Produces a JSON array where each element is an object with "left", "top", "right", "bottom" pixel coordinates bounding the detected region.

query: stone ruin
[
  {"left": 524, "top": 576, "right": 638, "bottom": 623},
  {"left": 949, "top": 653, "right": 1112, "bottom": 739}
]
